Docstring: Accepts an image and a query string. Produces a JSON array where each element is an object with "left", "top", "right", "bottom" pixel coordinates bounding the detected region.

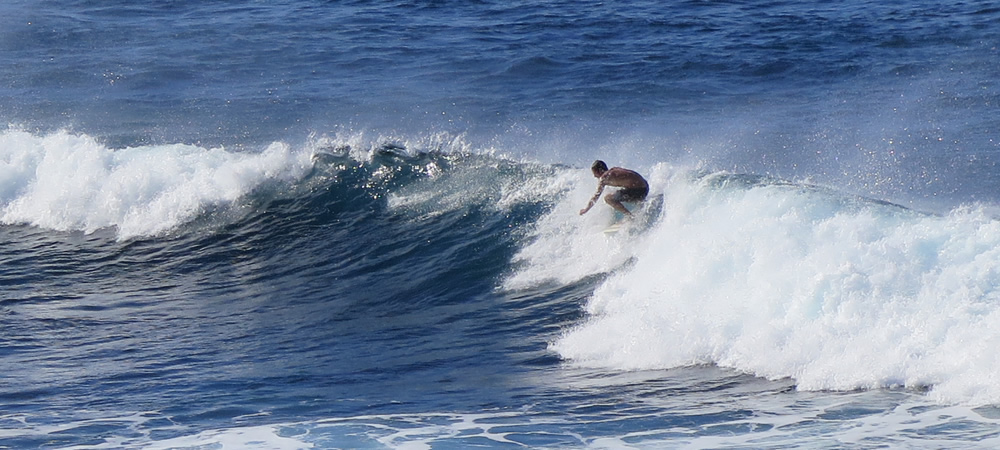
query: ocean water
[{"left": 3, "top": 0, "right": 1000, "bottom": 448}]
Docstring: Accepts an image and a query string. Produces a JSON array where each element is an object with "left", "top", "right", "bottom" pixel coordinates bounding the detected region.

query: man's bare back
[{"left": 579, "top": 160, "right": 649, "bottom": 217}]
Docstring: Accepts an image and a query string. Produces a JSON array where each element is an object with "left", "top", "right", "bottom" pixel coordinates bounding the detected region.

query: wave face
[{"left": 0, "top": 129, "right": 578, "bottom": 446}]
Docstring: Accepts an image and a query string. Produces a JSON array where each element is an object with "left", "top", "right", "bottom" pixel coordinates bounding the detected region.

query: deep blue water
[{"left": 3, "top": 1, "right": 1000, "bottom": 448}]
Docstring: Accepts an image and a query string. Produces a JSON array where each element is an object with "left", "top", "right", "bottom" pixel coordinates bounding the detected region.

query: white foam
[
  {"left": 135, "top": 405, "right": 1000, "bottom": 449},
  {"left": 10, "top": 401, "right": 1000, "bottom": 449},
  {"left": 141, "top": 424, "right": 313, "bottom": 450},
  {"left": 0, "top": 129, "right": 313, "bottom": 239},
  {"left": 504, "top": 163, "right": 678, "bottom": 290},
  {"left": 513, "top": 165, "right": 1000, "bottom": 405}
]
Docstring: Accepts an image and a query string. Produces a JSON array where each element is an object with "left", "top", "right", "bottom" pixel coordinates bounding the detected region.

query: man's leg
[{"left": 605, "top": 194, "right": 634, "bottom": 217}]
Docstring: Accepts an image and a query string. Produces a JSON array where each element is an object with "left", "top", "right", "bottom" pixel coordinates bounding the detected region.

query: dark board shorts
[{"left": 613, "top": 186, "right": 648, "bottom": 203}]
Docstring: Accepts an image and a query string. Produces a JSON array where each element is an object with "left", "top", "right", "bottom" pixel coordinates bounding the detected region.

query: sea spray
[{"left": 504, "top": 163, "right": 679, "bottom": 289}]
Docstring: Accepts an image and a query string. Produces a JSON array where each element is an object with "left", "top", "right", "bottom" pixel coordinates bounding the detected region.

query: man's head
[{"left": 591, "top": 160, "right": 608, "bottom": 177}]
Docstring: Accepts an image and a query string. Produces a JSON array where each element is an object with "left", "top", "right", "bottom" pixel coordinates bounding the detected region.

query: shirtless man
[{"left": 579, "top": 160, "right": 649, "bottom": 218}]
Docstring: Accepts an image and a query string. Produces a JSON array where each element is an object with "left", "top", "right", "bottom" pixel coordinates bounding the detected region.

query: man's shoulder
[{"left": 606, "top": 167, "right": 642, "bottom": 178}]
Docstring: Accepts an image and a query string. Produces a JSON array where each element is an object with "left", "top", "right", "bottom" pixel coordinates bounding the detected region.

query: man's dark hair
[{"left": 591, "top": 160, "right": 608, "bottom": 172}]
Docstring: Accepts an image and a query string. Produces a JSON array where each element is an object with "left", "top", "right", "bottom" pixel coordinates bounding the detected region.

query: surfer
[{"left": 579, "top": 160, "right": 649, "bottom": 218}]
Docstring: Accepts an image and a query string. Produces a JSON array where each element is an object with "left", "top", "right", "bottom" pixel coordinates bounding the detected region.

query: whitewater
[{"left": 526, "top": 168, "right": 1000, "bottom": 404}]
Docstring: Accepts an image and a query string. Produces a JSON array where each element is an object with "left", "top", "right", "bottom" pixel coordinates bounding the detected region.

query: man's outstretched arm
[{"left": 579, "top": 181, "right": 606, "bottom": 215}]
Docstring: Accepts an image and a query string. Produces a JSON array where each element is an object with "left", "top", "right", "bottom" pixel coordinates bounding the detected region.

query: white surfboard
[
  {"left": 603, "top": 223, "right": 624, "bottom": 235},
  {"left": 603, "top": 203, "right": 636, "bottom": 235},
  {"left": 601, "top": 195, "right": 664, "bottom": 236}
]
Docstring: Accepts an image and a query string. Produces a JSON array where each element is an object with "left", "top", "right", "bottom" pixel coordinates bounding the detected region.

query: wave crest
[{"left": 0, "top": 130, "right": 312, "bottom": 239}]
